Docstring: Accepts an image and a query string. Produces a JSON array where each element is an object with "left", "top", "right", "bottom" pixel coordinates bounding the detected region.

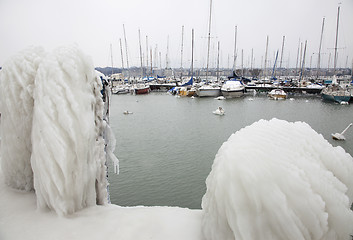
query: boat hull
[
  {"left": 187, "top": 89, "right": 196, "bottom": 97},
  {"left": 196, "top": 88, "right": 221, "bottom": 97},
  {"left": 221, "top": 89, "right": 244, "bottom": 98},
  {"left": 268, "top": 89, "right": 287, "bottom": 100},
  {"left": 134, "top": 87, "right": 150, "bottom": 95},
  {"left": 221, "top": 80, "right": 245, "bottom": 98},
  {"left": 321, "top": 93, "right": 350, "bottom": 103},
  {"left": 268, "top": 94, "right": 286, "bottom": 100}
]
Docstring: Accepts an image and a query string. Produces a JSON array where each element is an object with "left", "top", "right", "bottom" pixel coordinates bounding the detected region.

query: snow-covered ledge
[{"left": 0, "top": 175, "right": 203, "bottom": 240}]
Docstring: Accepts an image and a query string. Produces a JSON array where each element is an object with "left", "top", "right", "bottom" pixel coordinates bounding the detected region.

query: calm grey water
[{"left": 107, "top": 92, "right": 353, "bottom": 209}]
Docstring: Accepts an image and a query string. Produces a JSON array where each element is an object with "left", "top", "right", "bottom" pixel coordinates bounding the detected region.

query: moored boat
[
  {"left": 321, "top": 7, "right": 351, "bottom": 104},
  {"left": 321, "top": 85, "right": 351, "bottom": 104},
  {"left": 268, "top": 89, "right": 287, "bottom": 100},
  {"left": 196, "top": 84, "right": 221, "bottom": 97},
  {"left": 221, "top": 80, "right": 245, "bottom": 98},
  {"left": 187, "top": 87, "right": 196, "bottom": 97},
  {"left": 112, "top": 85, "right": 130, "bottom": 94},
  {"left": 133, "top": 84, "right": 150, "bottom": 95}
]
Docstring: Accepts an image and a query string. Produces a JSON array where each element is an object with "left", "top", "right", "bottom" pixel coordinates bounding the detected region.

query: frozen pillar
[{"left": 31, "top": 45, "right": 99, "bottom": 215}]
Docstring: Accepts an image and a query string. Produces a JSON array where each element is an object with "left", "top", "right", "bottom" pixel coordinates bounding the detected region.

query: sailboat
[
  {"left": 321, "top": 6, "right": 351, "bottom": 104},
  {"left": 196, "top": 0, "right": 221, "bottom": 98},
  {"left": 267, "top": 50, "right": 287, "bottom": 100},
  {"left": 221, "top": 27, "right": 244, "bottom": 98},
  {"left": 321, "top": 80, "right": 351, "bottom": 103},
  {"left": 131, "top": 29, "right": 150, "bottom": 95},
  {"left": 221, "top": 72, "right": 245, "bottom": 98},
  {"left": 178, "top": 27, "right": 197, "bottom": 97},
  {"left": 186, "top": 29, "right": 197, "bottom": 97},
  {"left": 196, "top": 84, "right": 221, "bottom": 97}
]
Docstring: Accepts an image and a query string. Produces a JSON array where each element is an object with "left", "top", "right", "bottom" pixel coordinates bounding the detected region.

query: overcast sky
[{"left": 1, "top": 0, "right": 352, "bottom": 70}]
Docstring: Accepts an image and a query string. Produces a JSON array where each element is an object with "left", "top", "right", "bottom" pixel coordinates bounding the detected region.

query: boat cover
[{"left": 181, "top": 77, "right": 193, "bottom": 86}]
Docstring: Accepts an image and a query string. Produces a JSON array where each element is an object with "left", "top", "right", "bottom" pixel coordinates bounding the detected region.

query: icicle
[{"left": 105, "top": 123, "right": 119, "bottom": 174}]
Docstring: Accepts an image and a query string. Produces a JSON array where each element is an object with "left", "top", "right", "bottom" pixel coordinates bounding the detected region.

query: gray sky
[{"left": 1, "top": 0, "right": 352, "bottom": 70}]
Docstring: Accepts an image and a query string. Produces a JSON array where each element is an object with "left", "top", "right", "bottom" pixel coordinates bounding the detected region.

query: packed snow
[
  {"left": 202, "top": 119, "right": 353, "bottom": 240},
  {"left": 1, "top": 47, "right": 353, "bottom": 240}
]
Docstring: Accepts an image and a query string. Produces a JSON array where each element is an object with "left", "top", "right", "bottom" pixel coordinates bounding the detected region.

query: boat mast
[
  {"left": 154, "top": 45, "right": 158, "bottom": 69},
  {"left": 271, "top": 50, "right": 279, "bottom": 80},
  {"left": 217, "top": 41, "right": 220, "bottom": 81},
  {"left": 191, "top": 29, "right": 194, "bottom": 79},
  {"left": 150, "top": 48, "right": 153, "bottom": 78},
  {"left": 241, "top": 49, "right": 244, "bottom": 76},
  {"left": 295, "top": 38, "right": 300, "bottom": 77},
  {"left": 299, "top": 40, "right": 307, "bottom": 81},
  {"left": 279, "top": 36, "right": 285, "bottom": 70},
  {"left": 138, "top": 29, "right": 144, "bottom": 78},
  {"left": 110, "top": 43, "right": 114, "bottom": 76},
  {"left": 264, "top": 35, "right": 269, "bottom": 78},
  {"left": 233, "top": 26, "right": 237, "bottom": 74},
  {"left": 159, "top": 52, "right": 162, "bottom": 70},
  {"left": 146, "top": 35, "right": 149, "bottom": 76},
  {"left": 333, "top": 6, "right": 340, "bottom": 76},
  {"left": 227, "top": 54, "right": 230, "bottom": 69},
  {"left": 122, "top": 24, "right": 130, "bottom": 79},
  {"left": 119, "top": 38, "right": 125, "bottom": 70},
  {"left": 166, "top": 35, "right": 169, "bottom": 69},
  {"left": 251, "top": 48, "right": 253, "bottom": 70},
  {"left": 205, "top": 0, "right": 212, "bottom": 83},
  {"left": 317, "top": 17, "right": 325, "bottom": 79},
  {"left": 351, "top": 58, "right": 353, "bottom": 80},
  {"left": 180, "top": 25, "right": 184, "bottom": 80},
  {"left": 299, "top": 42, "right": 303, "bottom": 77}
]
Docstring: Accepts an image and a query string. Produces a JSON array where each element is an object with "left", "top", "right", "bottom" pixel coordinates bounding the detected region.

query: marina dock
[{"left": 245, "top": 85, "right": 323, "bottom": 94}]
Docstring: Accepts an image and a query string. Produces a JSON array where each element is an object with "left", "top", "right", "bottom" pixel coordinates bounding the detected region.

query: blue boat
[{"left": 321, "top": 85, "right": 351, "bottom": 103}]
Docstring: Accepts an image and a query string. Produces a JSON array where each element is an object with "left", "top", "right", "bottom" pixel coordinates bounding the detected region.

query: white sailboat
[
  {"left": 196, "top": 0, "right": 221, "bottom": 98},
  {"left": 221, "top": 79, "right": 245, "bottom": 98},
  {"left": 196, "top": 83, "right": 221, "bottom": 97},
  {"left": 220, "top": 27, "right": 244, "bottom": 98},
  {"left": 268, "top": 50, "right": 287, "bottom": 100},
  {"left": 321, "top": 6, "right": 352, "bottom": 104},
  {"left": 268, "top": 89, "right": 287, "bottom": 100}
]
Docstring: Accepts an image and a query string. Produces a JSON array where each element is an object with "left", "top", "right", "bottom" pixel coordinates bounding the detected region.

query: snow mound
[
  {"left": 202, "top": 118, "right": 353, "bottom": 240},
  {"left": 0, "top": 46, "right": 45, "bottom": 191}
]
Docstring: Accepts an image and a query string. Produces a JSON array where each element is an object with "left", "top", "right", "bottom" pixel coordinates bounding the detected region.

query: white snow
[
  {"left": 0, "top": 175, "right": 203, "bottom": 240},
  {"left": 202, "top": 118, "right": 353, "bottom": 240},
  {"left": 1, "top": 47, "right": 353, "bottom": 240}
]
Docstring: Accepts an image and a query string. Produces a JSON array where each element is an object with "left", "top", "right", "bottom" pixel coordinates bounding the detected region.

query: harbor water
[{"left": 107, "top": 92, "right": 353, "bottom": 209}]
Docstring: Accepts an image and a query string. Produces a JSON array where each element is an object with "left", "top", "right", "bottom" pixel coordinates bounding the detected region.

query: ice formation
[
  {"left": 0, "top": 46, "right": 45, "bottom": 191},
  {"left": 202, "top": 118, "right": 353, "bottom": 240},
  {"left": 0, "top": 45, "right": 118, "bottom": 215}
]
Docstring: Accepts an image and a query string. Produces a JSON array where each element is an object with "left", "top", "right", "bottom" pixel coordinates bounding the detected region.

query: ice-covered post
[
  {"left": 30, "top": 45, "right": 106, "bottom": 215},
  {"left": 0, "top": 45, "right": 118, "bottom": 216}
]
